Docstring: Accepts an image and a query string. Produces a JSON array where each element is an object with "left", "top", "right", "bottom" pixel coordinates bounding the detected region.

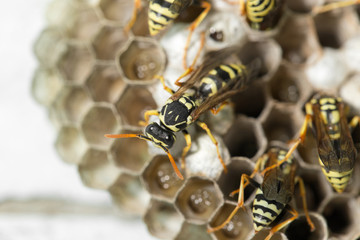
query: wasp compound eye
[{"left": 145, "top": 123, "right": 176, "bottom": 149}]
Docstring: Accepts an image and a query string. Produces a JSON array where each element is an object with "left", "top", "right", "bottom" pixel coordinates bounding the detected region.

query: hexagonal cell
[
  {"left": 81, "top": 104, "right": 120, "bottom": 147},
  {"left": 115, "top": 86, "right": 157, "bottom": 127},
  {"left": 268, "top": 63, "right": 311, "bottom": 105},
  {"left": 175, "top": 177, "right": 224, "bottom": 224},
  {"left": 57, "top": 42, "right": 94, "bottom": 84},
  {"left": 223, "top": 116, "right": 266, "bottom": 160},
  {"left": 174, "top": 222, "right": 213, "bottom": 240},
  {"left": 33, "top": 27, "right": 66, "bottom": 68},
  {"left": 32, "top": 67, "right": 64, "bottom": 107},
  {"left": 51, "top": 86, "right": 93, "bottom": 125},
  {"left": 274, "top": 14, "right": 321, "bottom": 65},
  {"left": 99, "top": 0, "right": 133, "bottom": 24},
  {"left": 92, "top": 25, "right": 129, "bottom": 61},
  {"left": 108, "top": 173, "right": 151, "bottom": 216},
  {"left": 130, "top": 4, "right": 150, "bottom": 36},
  {"left": 142, "top": 155, "right": 184, "bottom": 200},
  {"left": 118, "top": 38, "right": 166, "bottom": 83},
  {"left": 339, "top": 74, "right": 360, "bottom": 112},
  {"left": 144, "top": 199, "right": 183, "bottom": 239},
  {"left": 231, "top": 81, "right": 267, "bottom": 118},
  {"left": 209, "top": 201, "right": 253, "bottom": 240},
  {"left": 251, "top": 230, "right": 287, "bottom": 240},
  {"left": 287, "top": 0, "right": 325, "bottom": 13},
  {"left": 78, "top": 148, "right": 121, "bottom": 189},
  {"left": 86, "top": 64, "right": 126, "bottom": 103},
  {"left": 109, "top": 129, "right": 152, "bottom": 173},
  {"left": 286, "top": 213, "right": 328, "bottom": 240},
  {"left": 64, "top": 8, "right": 101, "bottom": 41},
  {"left": 314, "top": 7, "right": 359, "bottom": 48},
  {"left": 216, "top": 157, "right": 259, "bottom": 203},
  {"left": 261, "top": 103, "right": 303, "bottom": 143},
  {"left": 46, "top": 0, "right": 79, "bottom": 27},
  {"left": 55, "top": 126, "right": 88, "bottom": 165},
  {"left": 320, "top": 195, "right": 358, "bottom": 238}
]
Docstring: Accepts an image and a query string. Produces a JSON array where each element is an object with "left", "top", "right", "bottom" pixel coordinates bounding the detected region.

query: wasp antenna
[{"left": 104, "top": 133, "right": 140, "bottom": 138}]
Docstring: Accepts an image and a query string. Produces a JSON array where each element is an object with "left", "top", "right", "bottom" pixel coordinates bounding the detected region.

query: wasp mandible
[
  {"left": 208, "top": 146, "right": 315, "bottom": 240},
  {"left": 106, "top": 46, "right": 260, "bottom": 180}
]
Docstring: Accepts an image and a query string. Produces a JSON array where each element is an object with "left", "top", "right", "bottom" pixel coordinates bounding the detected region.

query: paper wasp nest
[{"left": 32, "top": 0, "right": 360, "bottom": 239}]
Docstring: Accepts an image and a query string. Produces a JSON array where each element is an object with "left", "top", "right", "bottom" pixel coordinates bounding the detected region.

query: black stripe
[
  {"left": 152, "top": 0, "right": 172, "bottom": 9},
  {"left": 149, "top": 9, "right": 174, "bottom": 23},
  {"left": 253, "top": 220, "right": 268, "bottom": 228},
  {"left": 214, "top": 66, "right": 231, "bottom": 82},
  {"left": 253, "top": 205, "right": 278, "bottom": 218},
  {"left": 149, "top": 18, "right": 165, "bottom": 28},
  {"left": 253, "top": 213, "right": 272, "bottom": 223},
  {"left": 255, "top": 193, "right": 285, "bottom": 210}
]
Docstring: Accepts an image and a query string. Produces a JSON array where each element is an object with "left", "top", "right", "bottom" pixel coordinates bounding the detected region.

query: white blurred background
[{"left": 0, "top": 0, "right": 156, "bottom": 239}]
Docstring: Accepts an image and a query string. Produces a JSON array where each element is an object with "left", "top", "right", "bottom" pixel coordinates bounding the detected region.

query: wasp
[
  {"left": 208, "top": 146, "right": 315, "bottom": 240},
  {"left": 125, "top": 0, "right": 211, "bottom": 69},
  {"left": 105, "top": 46, "right": 260, "bottom": 180},
  {"left": 278, "top": 94, "right": 359, "bottom": 193}
]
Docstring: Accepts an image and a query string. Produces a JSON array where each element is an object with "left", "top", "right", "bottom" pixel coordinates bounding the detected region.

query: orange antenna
[{"left": 105, "top": 134, "right": 184, "bottom": 180}]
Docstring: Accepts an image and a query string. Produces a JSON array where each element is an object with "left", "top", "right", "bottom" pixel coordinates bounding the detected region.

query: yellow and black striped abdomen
[
  {"left": 319, "top": 158, "right": 353, "bottom": 193},
  {"left": 148, "top": 0, "right": 181, "bottom": 35},
  {"left": 252, "top": 188, "right": 285, "bottom": 232},
  {"left": 198, "top": 64, "right": 247, "bottom": 99},
  {"left": 316, "top": 97, "right": 341, "bottom": 140},
  {"left": 246, "top": 0, "right": 275, "bottom": 24}
]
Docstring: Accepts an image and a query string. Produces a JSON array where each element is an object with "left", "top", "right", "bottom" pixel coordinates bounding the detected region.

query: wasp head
[{"left": 145, "top": 122, "right": 176, "bottom": 149}]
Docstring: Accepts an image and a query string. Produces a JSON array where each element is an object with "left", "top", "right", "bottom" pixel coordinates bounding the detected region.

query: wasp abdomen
[
  {"left": 148, "top": 0, "right": 181, "bottom": 35},
  {"left": 252, "top": 188, "right": 285, "bottom": 232},
  {"left": 247, "top": 0, "right": 275, "bottom": 23},
  {"left": 198, "top": 64, "right": 247, "bottom": 99}
]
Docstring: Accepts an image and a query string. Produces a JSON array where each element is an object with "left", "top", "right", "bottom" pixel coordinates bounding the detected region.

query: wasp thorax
[{"left": 145, "top": 122, "right": 176, "bottom": 149}]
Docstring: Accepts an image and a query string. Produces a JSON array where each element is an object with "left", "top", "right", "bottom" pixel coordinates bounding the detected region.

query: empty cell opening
[
  {"left": 175, "top": 222, "right": 213, "bottom": 240},
  {"left": 65, "top": 9, "right": 101, "bottom": 41},
  {"left": 175, "top": 178, "right": 223, "bottom": 223},
  {"left": 286, "top": 215, "right": 325, "bottom": 240},
  {"left": 99, "top": 0, "right": 133, "bottom": 24},
  {"left": 81, "top": 105, "right": 119, "bottom": 147},
  {"left": 57, "top": 43, "right": 94, "bottom": 84},
  {"left": 223, "top": 118, "right": 259, "bottom": 159},
  {"left": 142, "top": 155, "right": 183, "bottom": 199},
  {"left": 144, "top": 200, "right": 183, "bottom": 239},
  {"left": 217, "top": 159, "right": 257, "bottom": 203},
  {"left": 119, "top": 39, "right": 166, "bottom": 81},
  {"left": 232, "top": 83, "right": 266, "bottom": 118},
  {"left": 116, "top": 86, "right": 157, "bottom": 127},
  {"left": 93, "top": 25, "right": 129, "bottom": 61},
  {"left": 86, "top": 64, "right": 126, "bottom": 103}
]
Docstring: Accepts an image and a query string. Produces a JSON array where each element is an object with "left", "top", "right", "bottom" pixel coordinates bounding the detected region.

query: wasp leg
[
  {"left": 349, "top": 116, "right": 360, "bottom": 131},
  {"left": 210, "top": 101, "right": 233, "bottom": 115},
  {"left": 183, "top": 2, "right": 211, "bottom": 70},
  {"left": 181, "top": 130, "right": 192, "bottom": 169},
  {"left": 139, "top": 110, "right": 160, "bottom": 126},
  {"left": 207, "top": 173, "right": 254, "bottom": 233},
  {"left": 124, "top": 0, "right": 142, "bottom": 34},
  {"left": 264, "top": 205, "right": 299, "bottom": 240},
  {"left": 197, "top": 121, "right": 228, "bottom": 172},
  {"left": 154, "top": 75, "right": 175, "bottom": 94},
  {"left": 239, "top": 0, "right": 246, "bottom": 15},
  {"left": 261, "top": 113, "right": 312, "bottom": 176},
  {"left": 313, "top": 0, "right": 360, "bottom": 14},
  {"left": 295, "top": 176, "right": 315, "bottom": 231}
]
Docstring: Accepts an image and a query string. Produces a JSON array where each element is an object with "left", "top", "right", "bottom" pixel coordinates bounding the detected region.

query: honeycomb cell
[
  {"left": 55, "top": 126, "right": 88, "bottom": 165},
  {"left": 314, "top": 7, "right": 359, "bottom": 48},
  {"left": 174, "top": 222, "right": 213, "bottom": 240},
  {"left": 81, "top": 104, "right": 120, "bottom": 147},
  {"left": 115, "top": 86, "right": 157, "bottom": 128},
  {"left": 129, "top": 4, "right": 150, "bottom": 36},
  {"left": 109, "top": 129, "right": 151, "bottom": 173},
  {"left": 209, "top": 201, "right": 253, "bottom": 240},
  {"left": 86, "top": 64, "right": 126, "bottom": 103},
  {"left": 99, "top": 0, "right": 134, "bottom": 24},
  {"left": 57, "top": 42, "right": 94, "bottom": 84},
  {"left": 286, "top": 213, "right": 328, "bottom": 240},
  {"left": 223, "top": 116, "right": 266, "bottom": 160},
  {"left": 175, "top": 177, "right": 224, "bottom": 224},
  {"left": 205, "top": 104, "right": 235, "bottom": 136},
  {"left": 118, "top": 38, "right": 166, "bottom": 83},
  {"left": 231, "top": 82, "right": 267, "bottom": 118},
  {"left": 51, "top": 86, "right": 93, "bottom": 125},
  {"left": 268, "top": 64, "right": 311, "bottom": 104},
  {"left": 320, "top": 195, "right": 358, "bottom": 237},
  {"left": 92, "top": 25, "right": 129, "bottom": 61},
  {"left": 216, "top": 157, "right": 259, "bottom": 203},
  {"left": 339, "top": 74, "right": 360, "bottom": 113},
  {"left": 275, "top": 14, "right": 321, "bottom": 65},
  {"left": 287, "top": 0, "right": 325, "bottom": 13},
  {"left": 109, "top": 173, "right": 151, "bottom": 216},
  {"left": 251, "top": 230, "right": 287, "bottom": 240},
  {"left": 144, "top": 199, "right": 183, "bottom": 239},
  {"left": 64, "top": 8, "right": 101, "bottom": 41},
  {"left": 32, "top": 67, "right": 64, "bottom": 107},
  {"left": 261, "top": 103, "right": 303, "bottom": 142},
  {"left": 33, "top": 27, "right": 65, "bottom": 68},
  {"left": 78, "top": 148, "right": 121, "bottom": 189},
  {"left": 142, "top": 155, "right": 184, "bottom": 200}
]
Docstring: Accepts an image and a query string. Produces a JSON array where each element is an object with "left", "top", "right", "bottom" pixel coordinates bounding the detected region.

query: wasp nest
[{"left": 32, "top": 0, "right": 360, "bottom": 239}]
